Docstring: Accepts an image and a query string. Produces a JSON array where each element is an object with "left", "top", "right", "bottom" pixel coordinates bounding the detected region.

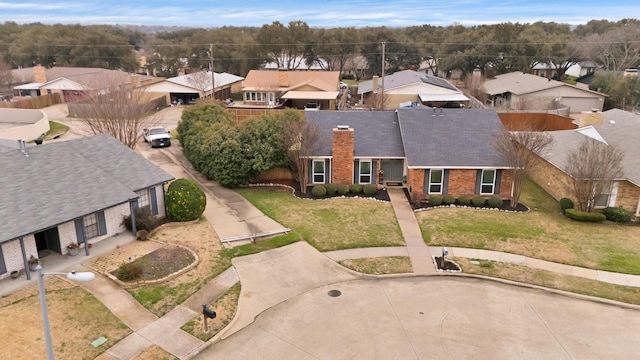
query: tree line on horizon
[{"left": 0, "top": 18, "right": 638, "bottom": 80}]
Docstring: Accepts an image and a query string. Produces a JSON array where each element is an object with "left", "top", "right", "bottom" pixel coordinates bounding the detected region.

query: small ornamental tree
[{"left": 165, "top": 178, "right": 207, "bottom": 222}]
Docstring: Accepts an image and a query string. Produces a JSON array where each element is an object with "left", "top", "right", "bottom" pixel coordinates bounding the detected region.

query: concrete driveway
[{"left": 200, "top": 242, "right": 640, "bottom": 360}]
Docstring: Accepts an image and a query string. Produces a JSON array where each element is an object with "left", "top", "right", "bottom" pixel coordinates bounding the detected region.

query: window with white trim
[
  {"left": 594, "top": 183, "right": 612, "bottom": 208},
  {"left": 136, "top": 189, "right": 150, "bottom": 210},
  {"left": 313, "top": 160, "right": 325, "bottom": 183},
  {"left": 84, "top": 213, "right": 99, "bottom": 239},
  {"left": 429, "top": 169, "right": 443, "bottom": 194},
  {"left": 359, "top": 160, "right": 372, "bottom": 184},
  {"left": 481, "top": 169, "right": 496, "bottom": 194}
]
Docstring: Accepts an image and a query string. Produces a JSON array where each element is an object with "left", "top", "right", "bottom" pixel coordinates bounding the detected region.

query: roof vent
[
  {"left": 609, "top": 120, "right": 616, "bottom": 125},
  {"left": 337, "top": 125, "right": 349, "bottom": 130}
]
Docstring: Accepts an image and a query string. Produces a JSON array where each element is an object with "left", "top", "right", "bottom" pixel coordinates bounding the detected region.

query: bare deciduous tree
[
  {"left": 186, "top": 70, "right": 211, "bottom": 98},
  {"left": 76, "top": 77, "right": 159, "bottom": 149},
  {"left": 0, "top": 61, "right": 16, "bottom": 93},
  {"left": 283, "top": 120, "right": 320, "bottom": 193},
  {"left": 364, "top": 91, "right": 389, "bottom": 111},
  {"left": 494, "top": 121, "right": 554, "bottom": 207},
  {"left": 565, "top": 137, "right": 624, "bottom": 212}
]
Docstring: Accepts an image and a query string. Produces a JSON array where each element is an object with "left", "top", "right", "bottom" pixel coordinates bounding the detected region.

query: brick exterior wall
[
  {"left": 407, "top": 168, "right": 425, "bottom": 202},
  {"left": 529, "top": 155, "right": 576, "bottom": 203},
  {"left": 447, "top": 169, "right": 478, "bottom": 197},
  {"left": 331, "top": 128, "right": 354, "bottom": 184},
  {"left": 612, "top": 181, "right": 640, "bottom": 215},
  {"left": 529, "top": 154, "right": 640, "bottom": 214},
  {"left": 408, "top": 168, "right": 513, "bottom": 201}
]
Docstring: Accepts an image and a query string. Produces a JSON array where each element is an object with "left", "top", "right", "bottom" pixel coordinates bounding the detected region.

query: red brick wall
[
  {"left": 447, "top": 169, "right": 477, "bottom": 197},
  {"left": 407, "top": 168, "right": 425, "bottom": 201},
  {"left": 331, "top": 128, "right": 354, "bottom": 184},
  {"left": 409, "top": 168, "right": 513, "bottom": 199}
]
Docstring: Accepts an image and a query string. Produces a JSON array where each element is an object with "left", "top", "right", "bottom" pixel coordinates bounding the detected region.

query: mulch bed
[
  {"left": 434, "top": 256, "right": 461, "bottom": 271},
  {"left": 258, "top": 180, "right": 391, "bottom": 201},
  {"left": 403, "top": 188, "right": 529, "bottom": 212}
]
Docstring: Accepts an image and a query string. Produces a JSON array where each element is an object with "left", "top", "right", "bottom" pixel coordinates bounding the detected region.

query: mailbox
[{"left": 202, "top": 304, "right": 217, "bottom": 319}]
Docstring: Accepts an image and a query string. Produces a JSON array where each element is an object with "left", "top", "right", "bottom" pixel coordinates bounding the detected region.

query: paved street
[{"left": 202, "top": 245, "right": 640, "bottom": 360}]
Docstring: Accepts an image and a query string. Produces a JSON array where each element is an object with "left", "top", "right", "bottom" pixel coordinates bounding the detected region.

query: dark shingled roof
[
  {"left": 305, "top": 111, "right": 405, "bottom": 158},
  {"left": 0, "top": 134, "right": 174, "bottom": 243},
  {"left": 397, "top": 108, "right": 509, "bottom": 168}
]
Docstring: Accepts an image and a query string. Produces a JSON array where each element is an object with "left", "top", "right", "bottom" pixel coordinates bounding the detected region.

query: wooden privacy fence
[
  {"left": 0, "top": 93, "right": 62, "bottom": 109},
  {"left": 497, "top": 112, "right": 577, "bottom": 131}
]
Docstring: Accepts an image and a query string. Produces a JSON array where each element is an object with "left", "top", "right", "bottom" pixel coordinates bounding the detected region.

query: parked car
[
  {"left": 143, "top": 126, "right": 171, "bottom": 148},
  {"left": 304, "top": 102, "right": 320, "bottom": 111}
]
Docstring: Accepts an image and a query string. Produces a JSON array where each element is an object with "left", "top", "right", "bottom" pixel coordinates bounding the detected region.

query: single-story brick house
[
  {"left": 304, "top": 107, "right": 513, "bottom": 201},
  {"left": 529, "top": 109, "right": 640, "bottom": 215},
  {"left": 0, "top": 134, "right": 174, "bottom": 280}
]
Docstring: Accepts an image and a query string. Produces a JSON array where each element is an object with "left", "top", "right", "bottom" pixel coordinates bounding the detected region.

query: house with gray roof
[
  {"left": 143, "top": 71, "right": 244, "bottom": 105},
  {"left": 357, "top": 70, "right": 469, "bottom": 109},
  {"left": 0, "top": 134, "right": 174, "bottom": 280},
  {"left": 305, "top": 108, "right": 513, "bottom": 201},
  {"left": 529, "top": 108, "right": 640, "bottom": 215},
  {"left": 11, "top": 65, "right": 160, "bottom": 102},
  {"left": 480, "top": 72, "right": 606, "bottom": 113}
]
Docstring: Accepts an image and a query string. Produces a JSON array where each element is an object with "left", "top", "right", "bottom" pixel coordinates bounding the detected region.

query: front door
[
  {"left": 34, "top": 227, "right": 62, "bottom": 255},
  {"left": 381, "top": 159, "right": 404, "bottom": 183}
]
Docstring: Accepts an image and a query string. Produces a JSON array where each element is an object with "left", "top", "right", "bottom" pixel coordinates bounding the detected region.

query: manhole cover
[{"left": 328, "top": 290, "right": 342, "bottom": 297}]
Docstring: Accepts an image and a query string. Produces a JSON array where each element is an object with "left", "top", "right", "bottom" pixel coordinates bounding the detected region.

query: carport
[{"left": 281, "top": 91, "right": 339, "bottom": 110}]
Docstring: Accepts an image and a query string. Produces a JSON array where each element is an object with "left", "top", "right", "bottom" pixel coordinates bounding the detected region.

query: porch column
[
  {"left": 129, "top": 200, "right": 138, "bottom": 234},
  {"left": 636, "top": 194, "right": 640, "bottom": 217},
  {"left": 19, "top": 237, "right": 31, "bottom": 281}
]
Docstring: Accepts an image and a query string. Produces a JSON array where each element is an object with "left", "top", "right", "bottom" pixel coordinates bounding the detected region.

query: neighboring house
[
  {"left": 143, "top": 71, "right": 244, "bottom": 105},
  {"left": 304, "top": 108, "right": 513, "bottom": 202},
  {"left": 357, "top": 70, "right": 470, "bottom": 109},
  {"left": 10, "top": 66, "right": 160, "bottom": 102},
  {"left": 566, "top": 61, "right": 599, "bottom": 78},
  {"left": 529, "top": 109, "right": 640, "bottom": 215},
  {"left": 531, "top": 62, "right": 559, "bottom": 79},
  {"left": 481, "top": 72, "right": 607, "bottom": 112},
  {"left": 0, "top": 134, "right": 174, "bottom": 280},
  {"left": 240, "top": 70, "right": 340, "bottom": 110}
]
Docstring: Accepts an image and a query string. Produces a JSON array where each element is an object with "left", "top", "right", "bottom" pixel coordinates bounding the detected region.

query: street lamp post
[{"left": 36, "top": 264, "right": 95, "bottom": 360}]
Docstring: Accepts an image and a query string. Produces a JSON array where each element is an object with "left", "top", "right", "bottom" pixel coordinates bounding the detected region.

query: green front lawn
[
  {"left": 236, "top": 187, "right": 404, "bottom": 251},
  {"left": 417, "top": 178, "right": 640, "bottom": 274}
]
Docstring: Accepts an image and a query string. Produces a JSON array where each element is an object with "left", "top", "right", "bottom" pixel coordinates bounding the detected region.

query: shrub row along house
[
  {"left": 304, "top": 107, "right": 513, "bottom": 202},
  {"left": 0, "top": 135, "right": 173, "bottom": 280}
]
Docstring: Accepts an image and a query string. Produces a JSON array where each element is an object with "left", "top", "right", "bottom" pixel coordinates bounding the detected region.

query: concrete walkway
[{"left": 387, "top": 188, "right": 436, "bottom": 274}]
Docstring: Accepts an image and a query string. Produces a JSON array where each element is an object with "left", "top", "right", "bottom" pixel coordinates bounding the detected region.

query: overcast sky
[{"left": 1, "top": 0, "right": 637, "bottom": 28}]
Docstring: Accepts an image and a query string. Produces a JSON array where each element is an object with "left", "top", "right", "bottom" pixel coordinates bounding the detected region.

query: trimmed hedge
[
  {"left": 457, "top": 195, "right": 471, "bottom": 206},
  {"left": 363, "top": 184, "right": 378, "bottom": 195},
  {"left": 325, "top": 183, "right": 337, "bottom": 195},
  {"left": 165, "top": 178, "right": 207, "bottom": 222},
  {"left": 442, "top": 194, "right": 456, "bottom": 205},
  {"left": 487, "top": 196, "right": 503, "bottom": 208},
  {"left": 565, "top": 209, "right": 606, "bottom": 222},
  {"left": 311, "top": 185, "right": 327, "bottom": 197},
  {"left": 472, "top": 196, "right": 486, "bottom": 207},
  {"left": 602, "top": 207, "right": 632, "bottom": 223},
  {"left": 350, "top": 184, "right": 363, "bottom": 194},
  {"left": 337, "top": 184, "right": 350, "bottom": 195},
  {"left": 559, "top": 198, "right": 574, "bottom": 214},
  {"left": 429, "top": 195, "right": 443, "bottom": 206}
]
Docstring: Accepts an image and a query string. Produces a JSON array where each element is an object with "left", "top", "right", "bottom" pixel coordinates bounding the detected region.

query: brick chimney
[
  {"left": 130, "top": 74, "right": 141, "bottom": 87},
  {"left": 331, "top": 126, "right": 354, "bottom": 184},
  {"left": 278, "top": 70, "right": 289, "bottom": 88},
  {"left": 34, "top": 65, "right": 47, "bottom": 83}
]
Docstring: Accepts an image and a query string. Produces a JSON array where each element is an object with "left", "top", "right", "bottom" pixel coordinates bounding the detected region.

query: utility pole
[
  {"left": 209, "top": 44, "right": 215, "bottom": 100},
  {"left": 381, "top": 41, "right": 386, "bottom": 110}
]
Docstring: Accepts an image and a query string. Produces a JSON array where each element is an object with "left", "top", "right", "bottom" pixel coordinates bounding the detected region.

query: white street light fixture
[{"left": 36, "top": 264, "right": 95, "bottom": 360}]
